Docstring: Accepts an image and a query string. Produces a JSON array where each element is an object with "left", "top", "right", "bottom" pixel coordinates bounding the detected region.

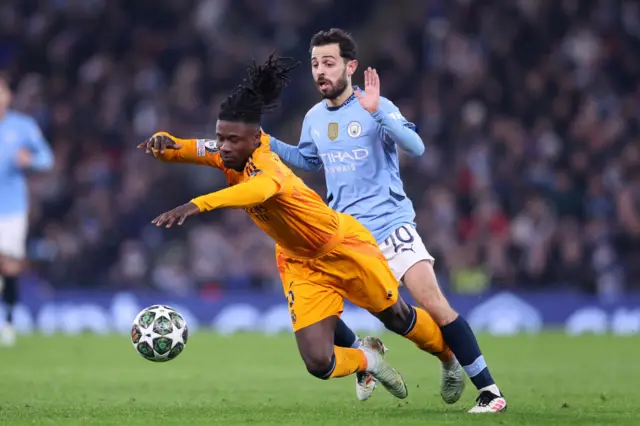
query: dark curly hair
[{"left": 218, "top": 53, "right": 300, "bottom": 124}]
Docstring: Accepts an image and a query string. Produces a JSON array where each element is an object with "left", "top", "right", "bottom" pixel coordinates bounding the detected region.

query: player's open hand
[
  {"left": 354, "top": 67, "right": 380, "bottom": 113},
  {"left": 137, "top": 132, "right": 182, "bottom": 155},
  {"left": 152, "top": 202, "right": 201, "bottom": 228}
]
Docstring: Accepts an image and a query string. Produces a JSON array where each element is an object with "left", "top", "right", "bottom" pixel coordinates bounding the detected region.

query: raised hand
[
  {"left": 152, "top": 202, "right": 201, "bottom": 228},
  {"left": 137, "top": 132, "right": 182, "bottom": 155},
  {"left": 354, "top": 67, "right": 380, "bottom": 113}
]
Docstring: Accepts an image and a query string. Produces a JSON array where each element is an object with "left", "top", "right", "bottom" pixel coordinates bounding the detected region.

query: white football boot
[
  {"left": 360, "top": 336, "right": 408, "bottom": 399},
  {"left": 468, "top": 386, "right": 507, "bottom": 413},
  {"left": 440, "top": 357, "right": 466, "bottom": 404},
  {"left": 355, "top": 338, "right": 387, "bottom": 401},
  {"left": 0, "top": 324, "right": 16, "bottom": 347},
  {"left": 355, "top": 371, "right": 377, "bottom": 401}
]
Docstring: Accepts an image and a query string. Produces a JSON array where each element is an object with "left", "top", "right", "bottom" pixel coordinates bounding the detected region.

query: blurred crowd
[{"left": 1, "top": 0, "right": 639, "bottom": 298}]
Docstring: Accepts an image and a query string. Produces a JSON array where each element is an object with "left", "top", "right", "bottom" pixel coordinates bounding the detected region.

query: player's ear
[
  {"left": 346, "top": 59, "right": 358, "bottom": 77},
  {"left": 253, "top": 127, "right": 262, "bottom": 147}
]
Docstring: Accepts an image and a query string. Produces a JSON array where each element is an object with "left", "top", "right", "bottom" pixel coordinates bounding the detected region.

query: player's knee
[
  {"left": 302, "top": 352, "right": 335, "bottom": 380},
  {"left": 375, "top": 299, "right": 414, "bottom": 335},
  {"left": 403, "top": 261, "right": 457, "bottom": 325},
  {"left": 0, "top": 258, "right": 23, "bottom": 276}
]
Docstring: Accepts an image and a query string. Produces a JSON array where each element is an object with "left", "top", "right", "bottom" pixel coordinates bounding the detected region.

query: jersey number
[{"left": 385, "top": 226, "right": 415, "bottom": 254}]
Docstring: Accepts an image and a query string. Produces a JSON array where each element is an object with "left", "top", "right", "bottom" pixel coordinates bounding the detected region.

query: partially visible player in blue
[
  {"left": 0, "top": 73, "right": 54, "bottom": 346},
  {"left": 269, "top": 29, "right": 506, "bottom": 413}
]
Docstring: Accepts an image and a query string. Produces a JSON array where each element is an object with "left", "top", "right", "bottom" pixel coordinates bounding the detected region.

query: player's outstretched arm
[
  {"left": 267, "top": 118, "right": 323, "bottom": 172},
  {"left": 137, "top": 132, "right": 222, "bottom": 168},
  {"left": 270, "top": 136, "right": 322, "bottom": 171},
  {"left": 356, "top": 68, "right": 425, "bottom": 157},
  {"left": 152, "top": 176, "right": 280, "bottom": 228},
  {"left": 191, "top": 175, "right": 280, "bottom": 212}
]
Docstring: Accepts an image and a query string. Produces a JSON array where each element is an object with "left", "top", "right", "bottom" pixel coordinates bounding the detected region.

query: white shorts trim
[
  {"left": 379, "top": 225, "right": 434, "bottom": 282},
  {"left": 0, "top": 214, "right": 28, "bottom": 259}
]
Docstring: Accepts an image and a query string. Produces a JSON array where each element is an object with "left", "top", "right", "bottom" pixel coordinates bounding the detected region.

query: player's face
[
  {"left": 311, "top": 44, "right": 356, "bottom": 100},
  {"left": 0, "top": 79, "right": 11, "bottom": 114},
  {"left": 216, "top": 120, "right": 262, "bottom": 171}
]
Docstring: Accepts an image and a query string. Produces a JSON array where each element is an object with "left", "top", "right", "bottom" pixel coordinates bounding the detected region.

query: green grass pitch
[{"left": 0, "top": 332, "right": 638, "bottom": 425}]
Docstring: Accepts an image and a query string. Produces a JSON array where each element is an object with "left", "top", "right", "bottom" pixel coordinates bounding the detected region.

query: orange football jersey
[{"left": 156, "top": 132, "right": 341, "bottom": 258}]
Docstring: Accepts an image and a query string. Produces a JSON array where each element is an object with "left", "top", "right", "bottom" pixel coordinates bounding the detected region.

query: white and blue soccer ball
[{"left": 131, "top": 305, "right": 188, "bottom": 362}]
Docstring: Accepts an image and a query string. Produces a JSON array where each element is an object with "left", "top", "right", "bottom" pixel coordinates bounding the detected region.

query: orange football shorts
[{"left": 276, "top": 213, "right": 399, "bottom": 332}]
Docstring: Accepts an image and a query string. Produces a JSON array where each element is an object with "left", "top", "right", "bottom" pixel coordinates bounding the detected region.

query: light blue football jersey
[
  {"left": 271, "top": 91, "right": 424, "bottom": 243},
  {"left": 0, "top": 110, "right": 54, "bottom": 216}
]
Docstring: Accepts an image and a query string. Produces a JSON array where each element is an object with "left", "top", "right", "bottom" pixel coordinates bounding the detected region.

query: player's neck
[{"left": 326, "top": 86, "right": 354, "bottom": 108}]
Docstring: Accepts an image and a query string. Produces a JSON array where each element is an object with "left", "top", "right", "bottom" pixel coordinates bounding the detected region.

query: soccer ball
[{"left": 131, "top": 305, "right": 188, "bottom": 362}]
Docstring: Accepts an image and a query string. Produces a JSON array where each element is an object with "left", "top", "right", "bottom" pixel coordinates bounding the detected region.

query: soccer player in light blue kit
[
  {"left": 0, "top": 73, "right": 54, "bottom": 346},
  {"left": 270, "top": 29, "right": 506, "bottom": 413}
]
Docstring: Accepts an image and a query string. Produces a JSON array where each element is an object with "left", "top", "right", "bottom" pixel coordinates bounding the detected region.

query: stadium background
[
  {"left": 1, "top": 0, "right": 640, "bottom": 336},
  {"left": 3, "top": 1, "right": 640, "bottom": 425}
]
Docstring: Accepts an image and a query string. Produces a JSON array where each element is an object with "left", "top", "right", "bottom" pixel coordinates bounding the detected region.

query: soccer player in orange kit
[{"left": 139, "top": 55, "right": 453, "bottom": 397}]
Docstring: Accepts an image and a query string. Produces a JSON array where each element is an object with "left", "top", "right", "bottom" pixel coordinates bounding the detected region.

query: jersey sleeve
[
  {"left": 154, "top": 132, "right": 223, "bottom": 169},
  {"left": 24, "top": 118, "right": 54, "bottom": 171},
  {"left": 190, "top": 151, "right": 283, "bottom": 212},
  {"left": 268, "top": 117, "right": 323, "bottom": 171},
  {"left": 372, "top": 98, "right": 424, "bottom": 157},
  {"left": 248, "top": 150, "right": 288, "bottom": 188}
]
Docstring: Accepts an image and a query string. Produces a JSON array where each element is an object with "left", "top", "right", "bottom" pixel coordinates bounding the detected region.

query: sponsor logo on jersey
[{"left": 320, "top": 148, "right": 369, "bottom": 173}]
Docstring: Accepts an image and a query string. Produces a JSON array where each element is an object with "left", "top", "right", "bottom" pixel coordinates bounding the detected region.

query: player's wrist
[
  {"left": 369, "top": 108, "right": 385, "bottom": 122},
  {"left": 189, "top": 198, "right": 207, "bottom": 212}
]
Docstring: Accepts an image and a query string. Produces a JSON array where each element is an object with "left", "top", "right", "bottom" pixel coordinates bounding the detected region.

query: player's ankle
[
  {"left": 437, "top": 348, "right": 454, "bottom": 363},
  {"left": 479, "top": 384, "right": 501, "bottom": 396},
  {"left": 441, "top": 355, "right": 457, "bottom": 369},
  {"left": 360, "top": 347, "right": 379, "bottom": 373}
]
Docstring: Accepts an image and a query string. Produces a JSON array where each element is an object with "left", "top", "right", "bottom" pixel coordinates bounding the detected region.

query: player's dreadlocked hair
[{"left": 218, "top": 53, "right": 300, "bottom": 124}]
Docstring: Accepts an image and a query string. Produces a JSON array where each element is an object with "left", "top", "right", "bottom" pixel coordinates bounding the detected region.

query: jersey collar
[{"left": 324, "top": 86, "right": 359, "bottom": 111}]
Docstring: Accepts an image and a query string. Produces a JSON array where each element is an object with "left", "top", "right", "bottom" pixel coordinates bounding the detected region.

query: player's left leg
[
  {"left": 382, "top": 225, "right": 505, "bottom": 412},
  {"left": 333, "top": 318, "right": 379, "bottom": 401},
  {"left": 287, "top": 290, "right": 406, "bottom": 397},
  {"left": 276, "top": 247, "right": 407, "bottom": 398}
]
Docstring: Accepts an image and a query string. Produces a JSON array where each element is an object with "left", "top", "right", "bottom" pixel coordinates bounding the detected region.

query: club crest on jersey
[
  {"left": 328, "top": 122, "right": 339, "bottom": 141},
  {"left": 196, "top": 139, "right": 219, "bottom": 156},
  {"left": 347, "top": 121, "right": 362, "bottom": 138}
]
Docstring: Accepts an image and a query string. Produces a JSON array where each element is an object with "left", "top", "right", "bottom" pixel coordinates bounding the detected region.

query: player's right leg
[
  {"left": 0, "top": 214, "right": 27, "bottom": 347},
  {"left": 381, "top": 225, "right": 504, "bottom": 412},
  {"left": 404, "top": 262, "right": 505, "bottom": 413},
  {"left": 0, "top": 255, "right": 22, "bottom": 347}
]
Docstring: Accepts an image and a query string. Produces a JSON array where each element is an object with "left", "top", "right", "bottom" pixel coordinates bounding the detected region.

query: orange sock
[
  {"left": 329, "top": 346, "right": 368, "bottom": 378},
  {"left": 404, "top": 307, "right": 453, "bottom": 362}
]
